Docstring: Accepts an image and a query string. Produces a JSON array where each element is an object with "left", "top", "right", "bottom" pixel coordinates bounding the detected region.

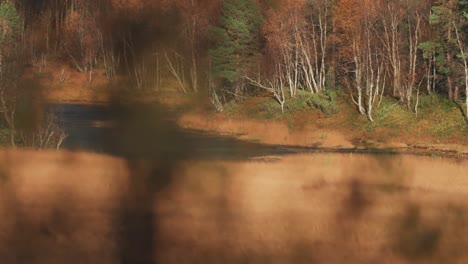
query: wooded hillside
[{"left": 1, "top": 0, "right": 468, "bottom": 123}]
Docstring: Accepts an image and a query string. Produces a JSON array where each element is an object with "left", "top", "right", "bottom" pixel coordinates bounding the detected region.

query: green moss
[
  {"left": 360, "top": 98, "right": 414, "bottom": 132},
  {"left": 285, "top": 90, "right": 311, "bottom": 114},
  {"left": 305, "top": 89, "right": 339, "bottom": 116},
  {"left": 418, "top": 94, "right": 457, "bottom": 114}
]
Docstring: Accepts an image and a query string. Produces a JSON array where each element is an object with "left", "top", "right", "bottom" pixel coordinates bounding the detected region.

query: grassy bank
[
  {"left": 19, "top": 60, "right": 468, "bottom": 156},
  {"left": 177, "top": 90, "right": 468, "bottom": 157}
]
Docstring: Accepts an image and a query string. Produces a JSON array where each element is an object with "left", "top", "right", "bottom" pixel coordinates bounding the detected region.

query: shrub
[{"left": 306, "top": 89, "right": 339, "bottom": 116}]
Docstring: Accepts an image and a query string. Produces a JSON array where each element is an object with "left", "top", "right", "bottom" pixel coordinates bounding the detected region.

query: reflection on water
[
  {"left": 1, "top": 103, "right": 465, "bottom": 263},
  {"left": 48, "top": 103, "right": 407, "bottom": 160},
  {"left": 48, "top": 103, "right": 299, "bottom": 159},
  {"left": 48, "top": 104, "right": 112, "bottom": 151},
  {"left": 0, "top": 151, "right": 467, "bottom": 263}
]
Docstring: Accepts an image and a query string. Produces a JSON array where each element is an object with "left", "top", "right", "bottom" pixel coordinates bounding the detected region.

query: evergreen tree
[
  {"left": 0, "top": 0, "right": 21, "bottom": 77},
  {"left": 418, "top": 0, "right": 466, "bottom": 100},
  {"left": 0, "top": 1, "right": 20, "bottom": 53},
  {"left": 0, "top": 0, "right": 21, "bottom": 146},
  {"left": 209, "top": 0, "right": 262, "bottom": 93}
]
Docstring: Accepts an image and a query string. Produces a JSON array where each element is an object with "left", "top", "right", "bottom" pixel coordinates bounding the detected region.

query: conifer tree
[
  {"left": 419, "top": 0, "right": 467, "bottom": 101},
  {"left": 0, "top": 0, "right": 21, "bottom": 78},
  {"left": 209, "top": 0, "right": 262, "bottom": 94}
]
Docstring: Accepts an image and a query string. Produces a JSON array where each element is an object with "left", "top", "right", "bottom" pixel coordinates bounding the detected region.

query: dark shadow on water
[
  {"left": 0, "top": 102, "right": 466, "bottom": 263},
  {"left": 48, "top": 103, "right": 408, "bottom": 161},
  {"left": 102, "top": 102, "right": 187, "bottom": 264},
  {"left": 48, "top": 103, "right": 299, "bottom": 160}
]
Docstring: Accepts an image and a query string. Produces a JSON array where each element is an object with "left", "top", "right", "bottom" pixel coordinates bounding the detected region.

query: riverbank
[
  {"left": 26, "top": 60, "right": 468, "bottom": 158},
  {"left": 175, "top": 93, "right": 468, "bottom": 159}
]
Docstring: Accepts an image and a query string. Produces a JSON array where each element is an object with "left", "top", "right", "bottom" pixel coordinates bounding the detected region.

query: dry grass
[
  {"left": 178, "top": 110, "right": 468, "bottom": 157},
  {"left": 178, "top": 113, "right": 355, "bottom": 149},
  {"left": 0, "top": 149, "right": 467, "bottom": 263}
]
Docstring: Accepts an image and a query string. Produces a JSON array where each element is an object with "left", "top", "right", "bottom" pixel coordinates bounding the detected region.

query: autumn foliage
[{"left": 2, "top": 0, "right": 468, "bottom": 120}]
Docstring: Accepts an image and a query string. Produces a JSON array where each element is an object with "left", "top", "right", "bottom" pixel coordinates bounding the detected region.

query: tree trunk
[{"left": 447, "top": 74, "right": 453, "bottom": 101}]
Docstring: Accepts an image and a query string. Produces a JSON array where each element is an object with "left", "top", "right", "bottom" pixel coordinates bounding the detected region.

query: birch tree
[
  {"left": 335, "top": 0, "right": 385, "bottom": 121},
  {"left": 264, "top": 0, "right": 332, "bottom": 96},
  {"left": 263, "top": 0, "right": 302, "bottom": 97},
  {"left": 453, "top": 9, "right": 468, "bottom": 122},
  {"left": 380, "top": 0, "right": 422, "bottom": 109},
  {"left": 170, "top": 0, "right": 219, "bottom": 93}
]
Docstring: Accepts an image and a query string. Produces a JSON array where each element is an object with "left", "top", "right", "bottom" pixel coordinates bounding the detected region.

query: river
[
  {"left": 48, "top": 103, "right": 407, "bottom": 160},
  {"left": 48, "top": 103, "right": 301, "bottom": 159},
  {"left": 0, "top": 103, "right": 465, "bottom": 263}
]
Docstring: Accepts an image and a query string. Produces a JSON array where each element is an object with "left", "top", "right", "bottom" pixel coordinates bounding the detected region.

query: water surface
[{"left": 48, "top": 103, "right": 403, "bottom": 160}]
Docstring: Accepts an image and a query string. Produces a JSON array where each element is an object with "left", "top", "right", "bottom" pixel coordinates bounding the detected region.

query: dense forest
[{"left": 0, "top": 0, "right": 467, "bottom": 146}]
